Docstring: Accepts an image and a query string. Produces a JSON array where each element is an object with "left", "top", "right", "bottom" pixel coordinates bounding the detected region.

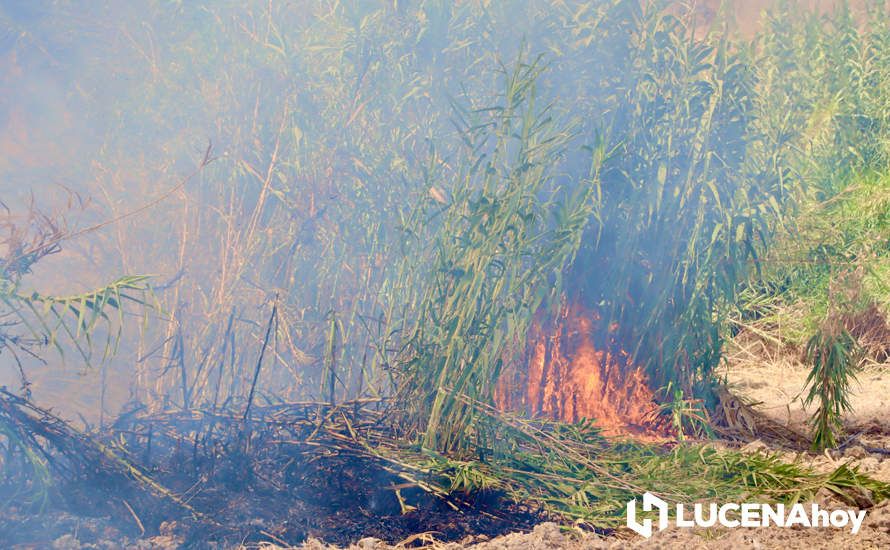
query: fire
[{"left": 495, "top": 302, "right": 671, "bottom": 438}]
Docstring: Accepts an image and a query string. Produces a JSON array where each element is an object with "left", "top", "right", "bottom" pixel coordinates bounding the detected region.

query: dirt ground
[
  {"left": 15, "top": 337, "right": 890, "bottom": 550},
  {"left": 266, "top": 342, "right": 890, "bottom": 550},
  {"left": 281, "top": 504, "right": 890, "bottom": 548}
]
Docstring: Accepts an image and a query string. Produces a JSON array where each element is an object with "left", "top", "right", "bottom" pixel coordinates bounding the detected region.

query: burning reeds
[
  {"left": 6, "top": 383, "right": 889, "bottom": 547},
  {"left": 3, "top": 0, "right": 890, "bottom": 547}
]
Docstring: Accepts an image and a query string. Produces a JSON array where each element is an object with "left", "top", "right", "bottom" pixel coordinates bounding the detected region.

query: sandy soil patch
[{"left": 276, "top": 346, "right": 890, "bottom": 550}]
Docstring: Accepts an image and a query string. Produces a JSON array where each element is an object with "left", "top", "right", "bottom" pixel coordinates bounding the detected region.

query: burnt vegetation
[{"left": 1, "top": 1, "right": 890, "bottom": 548}]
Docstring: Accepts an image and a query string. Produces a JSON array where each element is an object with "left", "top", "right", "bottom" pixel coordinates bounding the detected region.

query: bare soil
[
  {"left": 6, "top": 339, "right": 890, "bottom": 549},
  {"left": 276, "top": 343, "right": 890, "bottom": 550}
]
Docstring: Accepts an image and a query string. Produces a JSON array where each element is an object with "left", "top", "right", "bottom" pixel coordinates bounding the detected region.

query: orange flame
[{"left": 495, "top": 302, "right": 671, "bottom": 438}]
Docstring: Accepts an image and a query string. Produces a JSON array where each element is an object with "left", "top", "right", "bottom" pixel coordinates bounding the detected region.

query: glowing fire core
[{"left": 494, "top": 302, "right": 670, "bottom": 437}]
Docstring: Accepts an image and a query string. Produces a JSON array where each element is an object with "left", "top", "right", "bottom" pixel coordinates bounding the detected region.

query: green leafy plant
[
  {"left": 803, "top": 325, "right": 860, "bottom": 451},
  {"left": 0, "top": 211, "right": 152, "bottom": 497},
  {"left": 397, "top": 55, "right": 605, "bottom": 452},
  {"left": 659, "top": 383, "right": 713, "bottom": 441}
]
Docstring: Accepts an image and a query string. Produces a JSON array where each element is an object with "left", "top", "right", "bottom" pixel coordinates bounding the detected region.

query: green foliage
[
  {"left": 738, "top": 172, "right": 890, "bottom": 348},
  {"left": 2, "top": 275, "right": 153, "bottom": 365},
  {"left": 752, "top": 1, "right": 890, "bottom": 196},
  {"left": 0, "top": 216, "right": 152, "bottom": 496},
  {"left": 659, "top": 382, "right": 713, "bottom": 441},
  {"left": 736, "top": 1, "right": 890, "bottom": 342},
  {"left": 730, "top": 3, "right": 890, "bottom": 447},
  {"left": 0, "top": 207, "right": 153, "bottom": 373},
  {"left": 568, "top": 5, "right": 784, "bottom": 403},
  {"left": 369, "top": 401, "right": 890, "bottom": 527},
  {"left": 0, "top": 417, "right": 52, "bottom": 509},
  {"left": 5, "top": 0, "right": 890, "bottom": 529},
  {"left": 6, "top": 0, "right": 890, "bottom": 456},
  {"left": 803, "top": 326, "right": 860, "bottom": 451},
  {"left": 396, "top": 57, "right": 604, "bottom": 451},
  {"left": 393, "top": 1, "right": 810, "bottom": 451}
]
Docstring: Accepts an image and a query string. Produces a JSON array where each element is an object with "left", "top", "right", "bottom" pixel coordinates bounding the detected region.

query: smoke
[{"left": 0, "top": 0, "right": 867, "bottom": 426}]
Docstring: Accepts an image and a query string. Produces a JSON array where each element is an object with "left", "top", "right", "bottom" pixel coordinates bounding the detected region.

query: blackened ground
[
  {"left": 0, "top": 469, "right": 543, "bottom": 549},
  {"left": 0, "top": 426, "right": 547, "bottom": 549}
]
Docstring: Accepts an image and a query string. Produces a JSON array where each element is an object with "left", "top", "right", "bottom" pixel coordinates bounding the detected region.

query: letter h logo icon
[{"left": 626, "top": 492, "right": 669, "bottom": 538}]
